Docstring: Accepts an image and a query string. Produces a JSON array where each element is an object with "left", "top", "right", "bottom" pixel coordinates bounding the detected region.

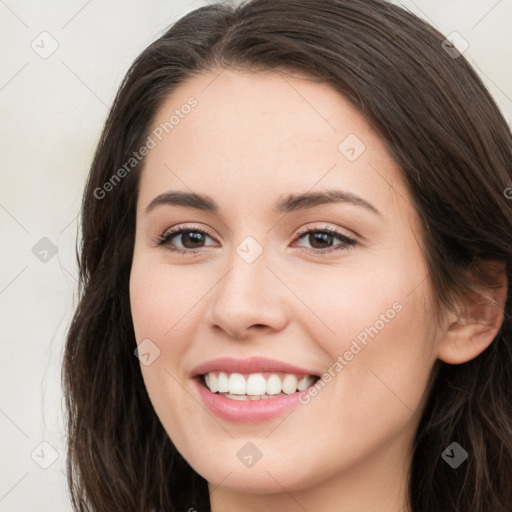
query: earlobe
[{"left": 437, "top": 261, "right": 508, "bottom": 365}]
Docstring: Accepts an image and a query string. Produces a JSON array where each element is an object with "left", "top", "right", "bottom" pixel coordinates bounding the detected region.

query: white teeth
[
  {"left": 282, "top": 374, "right": 299, "bottom": 394},
  {"left": 217, "top": 371, "right": 229, "bottom": 393},
  {"left": 228, "top": 373, "right": 246, "bottom": 394},
  {"left": 266, "top": 374, "right": 282, "bottom": 395},
  {"left": 221, "top": 392, "right": 287, "bottom": 401},
  {"left": 297, "top": 375, "right": 313, "bottom": 391},
  {"left": 208, "top": 373, "right": 218, "bottom": 393},
  {"left": 246, "top": 373, "right": 267, "bottom": 395},
  {"left": 202, "top": 371, "right": 317, "bottom": 396},
  {"left": 225, "top": 393, "right": 249, "bottom": 401}
]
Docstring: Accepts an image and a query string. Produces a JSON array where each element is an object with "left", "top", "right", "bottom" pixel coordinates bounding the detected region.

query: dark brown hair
[{"left": 62, "top": 0, "right": 512, "bottom": 510}]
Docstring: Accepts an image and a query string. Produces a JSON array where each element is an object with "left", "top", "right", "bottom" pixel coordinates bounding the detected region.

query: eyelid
[
  {"left": 293, "top": 223, "right": 356, "bottom": 241},
  {"left": 158, "top": 222, "right": 355, "bottom": 240}
]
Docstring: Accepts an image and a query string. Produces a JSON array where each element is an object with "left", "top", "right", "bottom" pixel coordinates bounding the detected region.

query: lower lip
[{"left": 193, "top": 377, "right": 309, "bottom": 423}]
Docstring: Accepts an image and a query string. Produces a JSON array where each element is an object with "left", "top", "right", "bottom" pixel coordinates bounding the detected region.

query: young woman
[{"left": 62, "top": 0, "right": 512, "bottom": 510}]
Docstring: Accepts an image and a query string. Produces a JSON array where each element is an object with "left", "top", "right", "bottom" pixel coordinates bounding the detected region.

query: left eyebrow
[
  {"left": 144, "top": 189, "right": 382, "bottom": 216},
  {"left": 274, "top": 190, "right": 381, "bottom": 216}
]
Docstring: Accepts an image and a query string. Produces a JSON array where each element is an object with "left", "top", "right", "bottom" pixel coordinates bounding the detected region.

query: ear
[{"left": 437, "top": 259, "right": 508, "bottom": 365}]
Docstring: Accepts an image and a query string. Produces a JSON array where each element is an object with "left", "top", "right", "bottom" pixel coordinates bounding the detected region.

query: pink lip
[
  {"left": 190, "top": 357, "right": 320, "bottom": 423},
  {"left": 193, "top": 378, "right": 309, "bottom": 423},
  {"left": 190, "top": 356, "right": 319, "bottom": 377}
]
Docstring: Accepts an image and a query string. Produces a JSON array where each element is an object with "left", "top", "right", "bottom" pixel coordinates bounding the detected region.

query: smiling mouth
[{"left": 197, "top": 371, "right": 320, "bottom": 401}]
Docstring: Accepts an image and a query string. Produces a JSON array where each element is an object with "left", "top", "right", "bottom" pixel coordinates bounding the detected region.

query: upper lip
[{"left": 190, "top": 357, "right": 320, "bottom": 377}]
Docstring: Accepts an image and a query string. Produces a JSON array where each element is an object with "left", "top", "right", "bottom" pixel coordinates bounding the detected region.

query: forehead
[{"left": 136, "top": 68, "right": 412, "bottom": 224}]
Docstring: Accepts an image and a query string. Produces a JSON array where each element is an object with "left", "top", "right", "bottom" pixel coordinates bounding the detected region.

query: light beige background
[{"left": 1, "top": 0, "right": 511, "bottom": 510}]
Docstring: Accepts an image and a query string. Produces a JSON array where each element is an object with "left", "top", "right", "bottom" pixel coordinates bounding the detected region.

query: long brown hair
[{"left": 62, "top": 0, "right": 512, "bottom": 510}]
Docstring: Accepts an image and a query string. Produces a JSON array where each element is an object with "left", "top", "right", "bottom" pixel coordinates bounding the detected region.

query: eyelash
[{"left": 153, "top": 223, "right": 357, "bottom": 256}]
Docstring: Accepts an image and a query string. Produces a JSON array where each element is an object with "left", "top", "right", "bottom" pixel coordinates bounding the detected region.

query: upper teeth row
[{"left": 204, "top": 372, "right": 316, "bottom": 395}]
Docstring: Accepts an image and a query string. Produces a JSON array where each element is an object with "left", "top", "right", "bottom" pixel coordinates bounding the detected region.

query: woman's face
[{"left": 129, "top": 69, "right": 441, "bottom": 497}]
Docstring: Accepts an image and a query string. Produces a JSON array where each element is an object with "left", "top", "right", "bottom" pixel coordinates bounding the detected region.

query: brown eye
[
  {"left": 156, "top": 225, "right": 217, "bottom": 254},
  {"left": 292, "top": 226, "right": 356, "bottom": 254}
]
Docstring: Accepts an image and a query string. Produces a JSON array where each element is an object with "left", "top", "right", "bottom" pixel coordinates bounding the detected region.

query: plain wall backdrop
[{"left": 1, "top": 0, "right": 511, "bottom": 510}]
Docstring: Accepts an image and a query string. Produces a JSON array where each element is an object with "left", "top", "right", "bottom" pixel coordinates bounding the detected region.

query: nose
[{"left": 206, "top": 245, "right": 289, "bottom": 340}]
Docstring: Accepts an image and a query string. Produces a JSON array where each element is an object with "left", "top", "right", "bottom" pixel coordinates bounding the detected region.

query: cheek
[
  {"left": 129, "top": 256, "right": 207, "bottom": 417},
  {"left": 129, "top": 255, "right": 199, "bottom": 342},
  {"left": 295, "top": 251, "right": 435, "bottom": 413},
  {"left": 290, "top": 250, "right": 430, "bottom": 352},
  {"left": 129, "top": 262, "right": 200, "bottom": 456}
]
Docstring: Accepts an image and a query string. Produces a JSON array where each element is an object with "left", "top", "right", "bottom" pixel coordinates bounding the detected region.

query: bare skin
[{"left": 129, "top": 68, "right": 506, "bottom": 512}]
